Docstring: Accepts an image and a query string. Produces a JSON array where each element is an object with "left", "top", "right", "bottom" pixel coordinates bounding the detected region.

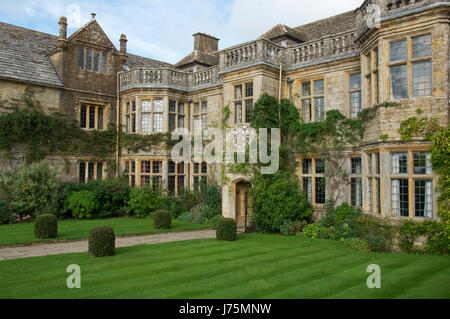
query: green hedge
[
  {"left": 216, "top": 218, "right": 237, "bottom": 241},
  {"left": 154, "top": 210, "right": 171, "bottom": 229},
  {"left": 34, "top": 214, "right": 57, "bottom": 238},
  {"left": 88, "top": 226, "right": 115, "bottom": 257}
]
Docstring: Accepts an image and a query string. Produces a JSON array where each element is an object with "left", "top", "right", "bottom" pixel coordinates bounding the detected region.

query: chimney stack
[
  {"left": 193, "top": 33, "right": 219, "bottom": 53},
  {"left": 58, "top": 16, "right": 68, "bottom": 49},
  {"left": 120, "top": 34, "right": 127, "bottom": 55}
]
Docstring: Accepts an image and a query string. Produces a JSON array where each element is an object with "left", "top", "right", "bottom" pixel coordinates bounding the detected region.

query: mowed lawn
[
  {"left": 0, "top": 217, "right": 212, "bottom": 246},
  {"left": 0, "top": 233, "right": 449, "bottom": 298}
]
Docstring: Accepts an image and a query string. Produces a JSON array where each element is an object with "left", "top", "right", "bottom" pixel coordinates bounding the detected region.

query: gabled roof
[
  {"left": 125, "top": 53, "right": 172, "bottom": 69},
  {"left": 174, "top": 50, "right": 219, "bottom": 69},
  {"left": 294, "top": 11, "right": 356, "bottom": 41},
  {"left": 0, "top": 22, "right": 63, "bottom": 86},
  {"left": 258, "top": 24, "right": 307, "bottom": 42},
  {"left": 67, "top": 18, "right": 116, "bottom": 49}
]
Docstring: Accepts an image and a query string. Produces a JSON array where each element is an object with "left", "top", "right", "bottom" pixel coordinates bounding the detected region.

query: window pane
[
  {"left": 302, "top": 82, "right": 311, "bottom": 96},
  {"left": 350, "top": 91, "right": 361, "bottom": 118},
  {"left": 169, "top": 100, "right": 177, "bottom": 113},
  {"left": 194, "top": 103, "right": 199, "bottom": 114},
  {"left": 392, "top": 179, "right": 409, "bottom": 217},
  {"left": 80, "top": 105, "right": 87, "bottom": 128},
  {"left": 153, "top": 161, "right": 162, "bottom": 174},
  {"left": 94, "top": 50, "right": 99, "bottom": 72},
  {"left": 201, "top": 101, "right": 207, "bottom": 113},
  {"left": 152, "top": 176, "right": 162, "bottom": 192},
  {"left": 96, "top": 162, "right": 103, "bottom": 180},
  {"left": 125, "top": 115, "right": 130, "bottom": 133},
  {"left": 390, "top": 64, "right": 407, "bottom": 99},
  {"left": 315, "top": 177, "right": 325, "bottom": 204},
  {"left": 168, "top": 161, "right": 176, "bottom": 174},
  {"left": 368, "top": 178, "right": 373, "bottom": 211},
  {"left": 389, "top": 40, "right": 406, "bottom": 62},
  {"left": 234, "top": 101, "right": 242, "bottom": 124},
  {"left": 302, "top": 159, "right": 312, "bottom": 174},
  {"left": 168, "top": 176, "right": 175, "bottom": 194},
  {"left": 415, "top": 180, "right": 433, "bottom": 218},
  {"left": 412, "top": 34, "right": 431, "bottom": 59},
  {"left": 202, "top": 114, "right": 207, "bottom": 131},
  {"left": 245, "top": 82, "right": 253, "bottom": 97},
  {"left": 193, "top": 162, "right": 199, "bottom": 174},
  {"left": 97, "top": 107, "right": 103, "bottom": 130},
  {"left": 178, "top": 162, "right": 185, "bottom": 174},
  {"left": 142, "top": 100, "right": 152, "bottom": 112},
  {"left": 141, "top": 114, "right": 151, "bottom": 133},
  {"left": 302, "top": 99, "right": 311, "bottom": 123},
  {"left": 315, "top": 159, "right": 325, "bottom": 174},
  {"left": 169, "top": 114, "right": 176, "bottom": 132},
  {"left": 101, "top": 52, "right": 107, "bottom": 74},
  {"left": 245, "top": 99, "right": 253, "bottom": 123},
  {"left": 391, "top": 153, "right": 408, "bottom": 174},
  {"left": 88, "top": 162, "right": 94, "bottom": 181},
  {"left": 154, "top": 100, "right": 163, "bottom": 112},
  {"left": 350, "top": 73, "right": 361, "bottom": 90},
  {"left": 86, "top": 48, "right": 92, "bottom": 70},
  {"left": 235, "top": 85, "right": 242, "bottom": 99},
  {"left": 78, "top": 47, "right": 84, "bottom": 69},
  {"left": 79, "top": 162, "right": 86, "bottom": 183},
  {"left": 141, "top": 161, "right": 151, "bottom": 174},
  {"left": 153, "top": 113, "right": 163, "bottom": 132},
  {"left": 314, "top": 80, "right": 324, "bottom": 95},
  {"left": 302, "top": 177, "right": 312, "bottom": 202},
  {"left": 351, "top": 157, "right": 362, "bottom": 174},
  {"left": 178, "top": 115, "right": 185, "bottom": 129},
  {"left": 201, "top": 162, "right": 208, "bottom": 174},
  {"left": 351, "top": 177, "right": 362, "bottom": 207},
  {"left": 89, "top": 107, "right": 95, "bottom": 129},
  {"left": 314, "top": 97, "right": 324, "bottom": 122},
  {"left": 412, "top": 61, "right": 431, "bottom": 97},
  {"left": 413, "top": 152, "right": 432, "bottom": 174},
  {"left": 131, "top": 161, "right": 135, "bottom": 173}
]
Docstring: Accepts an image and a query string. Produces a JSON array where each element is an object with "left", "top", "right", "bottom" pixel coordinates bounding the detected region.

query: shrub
[
  {"left": 160, "top": 196, "right": 184, "bottom": 218},
  {"left": 0, "top": 200, "right": 13, "bottom": 225},
  {"left": 321, "top": 202, "right": 361, "bottom": 239},
  {"left": 302, "top": 223, "right": 335, "bottom": 239},
  {"left": 199, "top": 181, "right": 222, "bottom": 217},
  {"left": 216, "top": 218, "right": 237, "bottom": 241},
  {"left": 211, "top": 215, "right": 224, "bottom": 229},
  {"left": 81, "top": 179, "right": 131, "bottom": 218},
  {"left": 250, "top": 171, "right": 313, "bottom": 233},
  {"left": 48, "top": 181, "right": 82, "bottom": 219},
  {"left": 366, "top": 236, "right": 385, "bottom": 252},
  {"left": 0, "top": 160, "right": 59, "bottom": 218},
  {"left": 34, "top": 214, "right": 57, "bottom": 238},
  {"left": 127, "top": 186, "right": 163, "bottom": 218},
  {"left": 293, "top": 220, "right": 306, "bottom": 234},
  {"left": 399, "top": 219, "right": 449, "bottom": 255},
  {"left": 280, "top": 221, "right": 296, "bottom": 236},
  {"left": 154, "top": 210, "right": 171, "bottom": 229},
  {"left": 88, "top": 226, "right": 115, "bottom": 257},
  {"left": 177, "top": 211, "right": 203, "bottom": 224},
  {"left": 66, "top": 191, "right": 99, "bottom": 219},
  {"left": 343, "top": 237, "right": 370, "bottom": 252}
]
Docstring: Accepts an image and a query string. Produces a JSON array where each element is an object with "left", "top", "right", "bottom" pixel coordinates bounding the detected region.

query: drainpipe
[
  {"left": 116, "top": 70, "right": 123, "bottom": 179},
  {"left": 278, "top": 63, "right": 283, "bottom": 145}
]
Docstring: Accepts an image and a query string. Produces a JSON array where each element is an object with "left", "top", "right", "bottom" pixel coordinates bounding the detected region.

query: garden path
[{"left": 0, "top": 229, "right": 216, "bottom": 261}]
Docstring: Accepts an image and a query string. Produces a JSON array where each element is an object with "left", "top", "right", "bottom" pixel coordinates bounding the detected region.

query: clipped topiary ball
[
  {"left": 216, "top": 218, "right": 237, "bottom": 241},
  {"left": 154, "top": 210, "right": 171, "bottom": 229},
  {"left": 34, "top": 214, "right": 58, "bottom": 239},
  {"left": 89, "top": 226, "right": 115, "bottom": 257}
]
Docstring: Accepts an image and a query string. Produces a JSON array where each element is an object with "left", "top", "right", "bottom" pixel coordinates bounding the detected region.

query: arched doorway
[{"left": 235, "top": 180, "right": 252, "bottom": 232}]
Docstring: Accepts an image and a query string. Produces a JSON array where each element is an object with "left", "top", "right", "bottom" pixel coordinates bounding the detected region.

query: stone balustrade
[{"left": 120, "top": 32, "right": 359, "bottom": 91}]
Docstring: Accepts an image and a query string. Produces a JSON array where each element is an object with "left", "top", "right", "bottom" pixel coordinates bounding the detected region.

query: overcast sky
[{"left": 0, "top": 0, "right": 363, "bottom": 64}]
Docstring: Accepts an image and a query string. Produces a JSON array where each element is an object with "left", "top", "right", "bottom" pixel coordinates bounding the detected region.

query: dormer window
[{"left": 78, "top": 46, "right": 108, "bottom": 74}]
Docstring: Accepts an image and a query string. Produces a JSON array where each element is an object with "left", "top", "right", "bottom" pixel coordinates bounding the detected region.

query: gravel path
[{"left": 0, "top": 229, "right": 216, "bottom": 261}]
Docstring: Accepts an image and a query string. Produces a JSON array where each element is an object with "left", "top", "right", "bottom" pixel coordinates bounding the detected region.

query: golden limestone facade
[{"left": 0, "top": 1, "right": 448, "bottom": 226}]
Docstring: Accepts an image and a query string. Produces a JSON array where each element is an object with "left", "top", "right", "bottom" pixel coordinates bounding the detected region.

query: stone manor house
[{"left": 0, "top": 0, "right": 448, "bottom": 229}]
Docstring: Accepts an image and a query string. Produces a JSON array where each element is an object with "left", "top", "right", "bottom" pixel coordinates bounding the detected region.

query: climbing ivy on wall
[
  {"left": 0, "top": 86, "right": 174, "bottom": 165},
  {"left": 399, "top": 112, "right": 450, "bottom": 223}
]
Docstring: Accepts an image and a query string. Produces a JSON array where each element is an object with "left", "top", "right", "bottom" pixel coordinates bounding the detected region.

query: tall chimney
[
  {"left": 120, "top": 34, "right": 127, "bottom": 55},
  {"left": 193, "top": 33, "right": 219, "bottom": 53},
  {"left": 58, "top": 16, "right": 67, "bottom": 49}
]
